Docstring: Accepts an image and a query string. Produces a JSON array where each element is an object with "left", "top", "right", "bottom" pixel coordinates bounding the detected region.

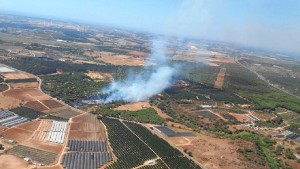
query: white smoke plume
[{"left": 99, "top": 39, "right": 177, "bottom": 103}]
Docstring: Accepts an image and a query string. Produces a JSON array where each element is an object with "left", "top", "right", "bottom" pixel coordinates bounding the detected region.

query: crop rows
[
  {"left": 62, "top": 139, "right": 112, "bottom": 169},
  {"left": 67, "top": 140, "right": 107, "bottom": 152},
  {"left": 61, "top": 152, "right": 112, "bottom": 169},
  {"left": 8, "top": 145, "right": 56, "bottom": 165},
  {"left": 123, "top": 121, "right": 201, "bottom": 169},
  {"left": 10, "top": 106, "right": 44, "bottom": 119},
  {"left": 101, "top": 117, "right": 157, "bottom": 169}
]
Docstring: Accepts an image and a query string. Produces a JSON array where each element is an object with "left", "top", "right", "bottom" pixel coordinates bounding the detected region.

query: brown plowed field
[
  {"left": 3, "top": 88, "right": 50, "bottom": 102},
  {"left": 16, "top": 120, "right": 41, "bottom": 132},
  {"left": 22, "top": 140, "right": 63, "bottom": 154},
  {"left": 69, "top": 113, "right": 106, "bottom": 140},
  {"left": 0, "top": 93, "right": 21, "bottom": 109},
  {"left": 68, "top": 131, "right": 104, "bottom": 140},
  {"left": 25, "top": 101, "right": 49, "bottom": 111},
  {"left": 41, "top": 100, "right": 64, "bottom": 109},
  {"left": 1, "top": 127, "right": 33, "bottom": 143},
  {"left": 214, "top": 67, "right": 226, "bottom": 89},
  {"left": 69, "top": 123, "right": 102, "bottom": 131},
  {"left": 53, "top": 108, "right": 81, "bottom": 119}
]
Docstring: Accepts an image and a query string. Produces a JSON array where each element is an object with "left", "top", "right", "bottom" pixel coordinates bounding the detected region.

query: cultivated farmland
[
  {"left": 52, "top": 108, "right": 81, "bottom": 120},
  {"left": 10, "top": 106, "right": 44, "bottom": 119},
  {"left": 61, "top": 140, "right": 112, "bottom": 169},
  {"left": 68, "top": 113, "right": 106, "bottom": 140},
  {"left": 8, "top": 145, "right": 56, "bottom": 165},
  {"left": 0, "top": 110, "right": 28, "bottom": 127},
  {"left": 102, "top": 117, "right": 157, "bottom": 169},
  {"left": 47, "top": 121, "right": 68, "bottom": 144},
  {"left": 124, "top": 121, "right": 201, "bottom": 169}
]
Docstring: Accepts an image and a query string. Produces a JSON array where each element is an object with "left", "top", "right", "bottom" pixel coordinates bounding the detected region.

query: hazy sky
[{"left": 1, "top": 0, "right": 300, "bottom": 55}]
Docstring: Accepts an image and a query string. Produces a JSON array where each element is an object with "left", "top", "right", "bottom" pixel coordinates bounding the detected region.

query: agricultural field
[
  {"left": 124, "top": 121, "right": 201, "bottom": 169},
  {"left": 61, "top": 140, "right": 112, "bottom": 169},
  {"left": 101, "top": 117, "right": 157, "bottom": 169},
  {"left": 10, "top": 106, "right": 44, "bottom": 119},
  {"left": 68, "top": 113, "right": 106, "bottom": 140},
  {"left": 51, "top": 108, "right": 81, "bottom": 119},
  {"left": 101, "top": 117, "right": 201, "bottom": 169},
  {"left": 7, "top": 145, "right": 57, "bottom": 165}
]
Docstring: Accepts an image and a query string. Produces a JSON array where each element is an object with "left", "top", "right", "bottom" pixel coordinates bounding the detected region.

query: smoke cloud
[{"left": 99, "top": 39, "right": 177, "bottom": 103}]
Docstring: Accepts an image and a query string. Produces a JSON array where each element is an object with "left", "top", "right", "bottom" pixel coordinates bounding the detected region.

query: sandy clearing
[
  {"left": 229, "top": 113, "right": 251, "bottom": 123},
  {"left": 177, "top": 132, "right": 264, "bottom": 169},
  {"left": 114, "top": 101, "right": 171, "bottom": 119},
  {"left": 97, "top": 54, "right": 146, "bottom": 66},
  {"left": 1, "top": 72, "right": 35, "bottom": 80},
  {"left": 0, "top": 155, "right": 29, "bottom": 169},
  {"left": 114, "top": 101, "right": 150, "bottom": 111},
  {"left": 214, "top": 67, "right": 226, "bottom": 89},
  {"left": 85, "top": 71, "right": 113, "bottom": 81},
  {"left": 9, "top": 82, "right": 39, "bottom": 89}
]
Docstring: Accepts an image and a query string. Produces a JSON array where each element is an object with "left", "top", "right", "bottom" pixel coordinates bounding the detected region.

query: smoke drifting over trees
[{"left": 99, "top": 39, "right": 177, "bottom": 103}]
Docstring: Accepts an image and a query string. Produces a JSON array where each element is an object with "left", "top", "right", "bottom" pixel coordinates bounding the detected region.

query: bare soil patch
[
  {"left": 0, "top": 154, "right": 29, "bottom": 169},
  {"left": 0, "top": 125, "right": 8, "bottom": 133},
  {"left": 177, "top": 132, "right": 266, "bottom": 169},
  {"left": 114, "top": 101, "right": 150, "bottom": 111},
  {"left": 209, "top": 54, "right": 235, "bottom": 64},
  {"left": 9, "top": 82, "right": 39, "bottom": 89},
  {"left": 69, "top": 113, "right": 106, "bottom": 140},
  {"left": 1, "top": 127, "right": 33, "bottom": 143},
  {"left": 41, "top": 100, "right": 64, "bottom": 109},
  {"left": 3, "top": 88, "right": 50, "bottom": 102},
  {"left": 1, "top": 72, "right": 34, "bottom": 80},
  {"left": 214, "top": 67, "right": 226, "bottom": 89},
  {"left": 25, "top": 101, "right": 49, "bottom": 112},
  {"left": 52, "top": 108, "right": 81, "bottom": 119},
  {"left": 85, "top": 71, "right": 113, "bottom": 81},
  {"left": 16, "top": 120, "right": 41, "bottom": 132},
  {"left": 22, "top": 140, "right": 63, "bottom": 155},
  {"left": 68, "top": 131, "right": 104, "bottom": 140},
  {"left": 229, "top": 113, "right": 251, "bottom": 123},
  {"left": 99, "top": 54, "right": 146, "bottom": 66},
  {"left": 0, "top": 93, "right": 21, "bottom": 109}
]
